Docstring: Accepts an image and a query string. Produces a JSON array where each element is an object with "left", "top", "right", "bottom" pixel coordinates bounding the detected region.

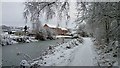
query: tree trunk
[
  {"left": 105, "top": 18, "right": 110, "bottom": 46},
  {"left": 117, "top": 2, "right": 120, "bottom": 67}
]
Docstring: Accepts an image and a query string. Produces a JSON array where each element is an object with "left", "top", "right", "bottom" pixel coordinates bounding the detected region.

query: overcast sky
[
  {"left": 2, "top": 2, "right": 76, "bottom": 29},
  {"left": 2, "top": 2, "right": 31, "bottom": 27}
]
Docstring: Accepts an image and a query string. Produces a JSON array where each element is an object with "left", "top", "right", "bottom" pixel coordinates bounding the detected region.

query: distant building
[
  {"left": 1, "top": 25, "right": 25, "bottom": 35},
  {"left": 1, "top": 25, "right": 11, "bottom": 32},
  {"left": 44, "top": 24, "right": 68, "bottom": 35}
]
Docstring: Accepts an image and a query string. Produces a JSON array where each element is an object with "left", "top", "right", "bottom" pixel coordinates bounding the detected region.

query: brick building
[{"left": 44, "top": 24, "right": 68, "bottom": 35}]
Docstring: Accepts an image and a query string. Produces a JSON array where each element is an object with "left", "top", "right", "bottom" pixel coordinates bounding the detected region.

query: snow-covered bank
[
  {"left": 20, "top": 37, "right": 99, "bottom": 66},
  {"left": 21, "top": 37, "right": 118, "bottom": 67},
  {"left": 0, "top": 33, "right": 38, "bottom": 46},
  {"left": 20, "top": 38, "right": 83, "bottom": 66},
  {"left": 92, "top": 39, "right": 118, "bottom": 66},
  {"left": 38, "top": 39, "right": 82, "bottom": 66}
]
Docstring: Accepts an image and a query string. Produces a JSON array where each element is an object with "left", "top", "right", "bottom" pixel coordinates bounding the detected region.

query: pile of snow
[
  {"left": 11, "top": 40, "right": 18, "bottom": 44},
  {"left": 29, "top": 37, "right": 38, "bottom": 42}
]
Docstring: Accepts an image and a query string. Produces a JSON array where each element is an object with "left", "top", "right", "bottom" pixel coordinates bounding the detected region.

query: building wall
[{"left": 44, "top": 24, "right": 68, "bottom": 35}]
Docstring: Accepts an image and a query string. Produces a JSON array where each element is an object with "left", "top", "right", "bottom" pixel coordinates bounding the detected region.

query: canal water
[{"left": 2, "top": 39, "right": 70, "bottom": 66}]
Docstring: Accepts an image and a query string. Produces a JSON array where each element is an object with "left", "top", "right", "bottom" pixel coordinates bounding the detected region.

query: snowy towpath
[
  {"left": 21, "top": 37, "right": 97, "bottom": 66},
  {"left": 68, "top": 37, "right": 96, "bottom": 66}
]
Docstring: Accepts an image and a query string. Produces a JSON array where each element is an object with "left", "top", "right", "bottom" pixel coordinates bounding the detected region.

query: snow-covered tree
[
  {"left": 75, "top": 2, "right": 120, "bottom": 66},
  {"left": 45, "top": 28, "right": 56, "bottom": 40},
  {"left": 23, "top": 1, "right": 70, "bottom": 40},
  {"left": 23, "top": 1, "right": 70, "bottom": 25},
  {"left": 23, "top": 1, "right": 120, "bottom": 66},
  {"left": 75, "top": 23, "right": 88, "bottom": 37}
]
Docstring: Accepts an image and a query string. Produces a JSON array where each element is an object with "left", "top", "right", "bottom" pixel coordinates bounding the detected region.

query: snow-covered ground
[
  {"left": 0, "top": 33, "right": 38, "bottom": 46},
  {"left": 20, "top": 37, "right": 118, "bottom": 67},
  {"left": 68, "top": 38, "right": 97, "bottom": 66},
  {"left": 21, "top": 37, "right": 98, "bottom": 66},
  {"left": 55, "top": 35, "right": 72, "bottom": 38},
  {"left": 38, "top": 39, "right": 81, "bottom": 66}
]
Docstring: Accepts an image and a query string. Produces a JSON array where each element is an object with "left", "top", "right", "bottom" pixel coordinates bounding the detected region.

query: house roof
[
  {"left": 44, "top": 24, "right": 56, "bottom": 28},
  {"left": 43, "top": 24, "right": 68, "bottom": 30}
]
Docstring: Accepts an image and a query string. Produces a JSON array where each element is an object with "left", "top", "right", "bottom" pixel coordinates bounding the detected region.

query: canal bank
[{"left": 2, "top": 39, "right": 71, "bottom": 66}]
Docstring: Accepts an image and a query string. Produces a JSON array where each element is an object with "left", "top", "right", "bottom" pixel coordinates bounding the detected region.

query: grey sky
[
  {"left": 2, "top": 2, "right": 29, "bottom": 27},
  {"left": 2, "top": 2, "right": 76, "bottom": 29}
]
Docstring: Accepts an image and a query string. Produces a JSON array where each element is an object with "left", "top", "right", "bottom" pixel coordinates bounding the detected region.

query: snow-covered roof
[
  {"left": 43, "top": 24, "right": 68, "bottom": 30},
  {"left": 43, "top": 24, "right": 57, "bottom": 28},
  {"left": 60, "top": 28, "right": 67, "bottom": 30}
]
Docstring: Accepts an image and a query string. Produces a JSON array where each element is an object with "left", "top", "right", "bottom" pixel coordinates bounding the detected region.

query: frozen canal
[{"left": 2, "top": 39, "right": 70, "bottom": 66}]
